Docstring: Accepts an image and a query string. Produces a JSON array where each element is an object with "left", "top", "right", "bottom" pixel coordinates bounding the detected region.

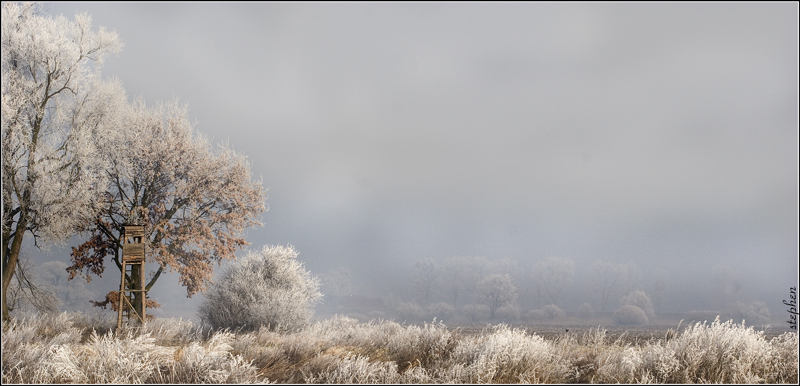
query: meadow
[{"left": 2, "top": 312, "right": 797, "bottom": 384}]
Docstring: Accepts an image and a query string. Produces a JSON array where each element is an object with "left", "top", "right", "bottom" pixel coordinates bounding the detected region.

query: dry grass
[{"left": 2, "top": 312, "right": 797, "bottom": 383}]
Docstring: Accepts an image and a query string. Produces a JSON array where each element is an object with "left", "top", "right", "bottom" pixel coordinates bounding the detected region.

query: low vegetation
[
  {"left": 197, "top": 245, "right": 322, "bottom": 332},
  {"left": 2, "top": 312, "right": 797, "bottom": 384}
]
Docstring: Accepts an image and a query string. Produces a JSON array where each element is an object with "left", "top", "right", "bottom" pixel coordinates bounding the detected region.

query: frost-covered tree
[
  {"left": 534, "top": 256, "right": 574, "bottom": 306},
  {"left": 413, "top": 258, "right": 439, "bottom": 305},
  {"left": 492, "top": 257, "right": 521, "bottom": 277},
  {"left": 618, "top": 262, "right": 641, "bottom": 296},
  {"left": 2, "top": 2, "right": 125, "bottom": 320},
  {"left": 591, "top": 260, "right": 623, "bottom": 312},
  {"left": 5, "top": 250, "right": 59, "bottom": 314},
  {"left": 197, "top": 245, "right": 322, "bottom": 331},
  {"left": 443, "top": 256, "right": 494, "bottom": 308},
  {"left": 475, "top": 274, "right": 518, "bottom": 319},
  {"left": 440, "top": 256, "right": 470, "bottom": 308},
  {"left": 68, "top": 98, "right": 267, "bottom": 318}
]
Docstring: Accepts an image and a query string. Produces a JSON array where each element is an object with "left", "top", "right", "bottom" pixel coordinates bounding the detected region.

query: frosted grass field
[{"left": 2, "top": 312, "right": 797, "bottom": 384}]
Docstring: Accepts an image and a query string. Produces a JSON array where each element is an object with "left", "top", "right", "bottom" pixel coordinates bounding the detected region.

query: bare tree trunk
[
  {"left": 2, "top": 212, "right": 28, "bottom": 321},
  {"left": 3, "top": 108, "right": 41, "bottom": 322}
]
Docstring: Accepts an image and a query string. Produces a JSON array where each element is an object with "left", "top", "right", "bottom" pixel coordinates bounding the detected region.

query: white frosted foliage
[
  {"left": 2, "top": 2, "right": 125, "bottom": 244},
  {"left": 198, "top": 245, "right": 322, "bottom": 331},
  {"left": 2, "top": 2, "right": 126, "bottom": 320}
]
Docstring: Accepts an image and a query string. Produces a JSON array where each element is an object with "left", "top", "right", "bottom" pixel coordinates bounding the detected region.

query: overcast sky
[{"left": 38, "top": 2, "right": 798, "bottom": 319}]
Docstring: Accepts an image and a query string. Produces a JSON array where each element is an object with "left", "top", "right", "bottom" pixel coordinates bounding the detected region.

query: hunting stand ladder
[{"left": 117, "top": 224, "right": 146, "bottom": 328}]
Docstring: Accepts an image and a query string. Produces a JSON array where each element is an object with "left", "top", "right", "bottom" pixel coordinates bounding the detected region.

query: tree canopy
[
  {"left": 68, "top": 97, "right": 267, "bottom": 309},
  {"left": 2, "top": 2, "right": 125, "bottom": 320}
]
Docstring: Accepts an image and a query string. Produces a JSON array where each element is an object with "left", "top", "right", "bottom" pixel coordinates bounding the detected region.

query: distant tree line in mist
[{"left": 319, "top": 256, "right": 773, "bottom": 327}]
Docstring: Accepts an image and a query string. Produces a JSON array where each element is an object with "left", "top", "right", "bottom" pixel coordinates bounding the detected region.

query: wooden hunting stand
[{"left": 117, "top": 224, "right": 146, "bottom": 328}]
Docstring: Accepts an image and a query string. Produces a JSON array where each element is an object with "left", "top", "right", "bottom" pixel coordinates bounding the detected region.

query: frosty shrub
[
  {"left": 79, "top": 330, "right": 171, "bottom": 383},
  {"left": 386, "top": 319, "right": 456, "bottom": 371},
  {"left": 300, "top": 314, "right": 363, "bottom": 344},
  {"left": 543, "top": 304, "right": 566, "bottom": 320},
  {"left": 163, "top": 330, "right": 258, "bottom": 384},
  {"left": 578, "top": 302, "right": 594, "bottom": 320},
  {"left": 301, "top": 314, "right": 399, "bottom": 349},
  {"left": 1, "top": 312, "right": 84, "bottom": 383},
  {"left": 445, "top": 324, "right": 569, "bottom": 383},
  {"left": 1, "top": 312, "right": 261, "bottom": 383},
  {"left": 3, "top": 312, "right": 796, "bottom": 384},
  {"left": 613, "top": 305, "right": 649, "bottom": 325},
  {"left": 304, "top": 354, "right": 400, "bottom": 384},
  {"left": 142, "top": 317, "right": 199, "bottom": 346},
  {"left": 619, "top": 290, "right": 655, "bottom": 320},
  {"left": 198, "top": 245, "right": 322, "bottom": 331},
  {"left": 770, "top": 332, "right": 799, "bottom": 383},
  {"left": 664, "top": 317, "right": 789, "bottom": 383}
]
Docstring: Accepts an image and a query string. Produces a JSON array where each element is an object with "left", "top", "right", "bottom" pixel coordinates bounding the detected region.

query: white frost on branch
[
  {"left": 2, "top": 2, "right": 125, "bottom": 246},
  {"left": 198, "top": 245, "right": 322, "bottom": 331}
]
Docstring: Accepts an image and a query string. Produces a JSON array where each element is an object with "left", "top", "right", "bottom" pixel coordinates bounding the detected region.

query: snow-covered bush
[
  {"left": 543, "top": 304, "right": 566, "bottom": 320},
  {"left": 197, "top": 245, "right": 322, "bottom": 331},
  {"left": 613, "top": 305, "right": 649, "bottom": 325},
  {"left": 445, "top": 324, "right": 570, "bottom": 383},
  {"left": 770, "top": 331, "right": 799, "bottom": 383},
  {"left": 665, "top": 317, "right": 783, "bottom": 383},
  {"left": 386, "top": 319, "right": 455, "bottom": 371},
  {"left": 619, "top": 290, "right": 655, "bottom": 320}
]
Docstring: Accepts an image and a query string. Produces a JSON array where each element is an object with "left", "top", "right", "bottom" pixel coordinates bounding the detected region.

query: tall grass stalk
[{"left": 3, "top": 312, "right": 797, "bottom": 384}]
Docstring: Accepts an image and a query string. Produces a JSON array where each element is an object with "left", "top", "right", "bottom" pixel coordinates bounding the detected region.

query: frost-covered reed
[
  {"left": 2, "top": 312, "right": 797, "bottom": 384},
  {"left": 2, "top": 312, "right": 257, "bottom": 384}
]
